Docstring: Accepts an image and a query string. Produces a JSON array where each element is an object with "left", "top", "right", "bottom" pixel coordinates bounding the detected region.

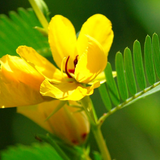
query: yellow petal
[
  {"left": 0, "top": 55, "right": 44, "bottom": 108},
  {"left": 75, "top": 35, "right": 107, "bottom": 83},
  {"left": 17, "top": 46, "right": 63, "bottom": 83},
  {"left": 48, "top": 15, "right": 77, "bottom": 70},
  {"left": 77, "top": 14, "right": 114, "bottom": 56},
  {"left": 17, "top": 100, "right": 90, "bottom": 145},
  {"left": 40, "top": 79, "right": 100, "bottom": 101}
]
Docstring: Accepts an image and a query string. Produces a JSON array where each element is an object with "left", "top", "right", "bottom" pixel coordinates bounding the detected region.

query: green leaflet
[
  {"left": 115, "top": 52, "right": 128, "bottom": 101},
  {"left": 0, "top": 8, "right": 50, "bottom": 57},
  {"left": 99, "top": 83, "right": 112, "bottom": 111},
  {"left": 99, "top": 33, "right": 160, "bottom": 114},
  {"left": 124, "top": 47, "right": 137, "bottom": 95},
  {"left": 133, "top": 40, "right": 146, "bottom": 90},
  {"left": 104, "top": 62, "right": 120, "bottom": 106},
  {"left": 144, "top": 35, "right": 156, "bottom": 85},
  {"left": 152, "top": 33, "right": 160, "bottom": 79}
]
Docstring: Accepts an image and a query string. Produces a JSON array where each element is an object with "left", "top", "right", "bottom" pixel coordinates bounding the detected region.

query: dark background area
[{"left": 1, "top": 0, "right": 160, "bottom": 159}]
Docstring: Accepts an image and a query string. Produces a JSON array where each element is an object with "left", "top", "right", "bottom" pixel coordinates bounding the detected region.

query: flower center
[{"left": 65, "top": 55, "right": 78, "bottom": 78}]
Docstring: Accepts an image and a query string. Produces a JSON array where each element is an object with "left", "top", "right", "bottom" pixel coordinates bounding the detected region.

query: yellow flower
[
  {"left": 0, "top": 14, "right": 113, "bottom": 107},
  {"left": 40, "top": 14, "right": 114, "bottom": 101},
  {"left": 0, "top": 14, "right": 113, "bottom": 145},
  {"left": 17, "top": 100, "right": 90, "bottom": 145}
]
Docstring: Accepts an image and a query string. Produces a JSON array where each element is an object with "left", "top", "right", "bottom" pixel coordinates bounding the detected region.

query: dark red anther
[
  {"left": 74, "top": 55, "right": 79, "bottom": 67},
  {"left": 68, "top": 69, "right": 75, "bottom": 74},
  {"left": 65, "top": 56, "right": 72, "bottom": 78}
]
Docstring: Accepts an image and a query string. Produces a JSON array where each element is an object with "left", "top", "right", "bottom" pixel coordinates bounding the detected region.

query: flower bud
[
  {"left": 17, "top": 100, "right": 90, "bottom": 145},
  {"left": 34, "top": 0, "right": 49, "bottom": 18}
]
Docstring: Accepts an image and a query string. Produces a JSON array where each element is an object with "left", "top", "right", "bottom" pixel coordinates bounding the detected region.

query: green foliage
[
  {"left": 1, "top": 134, "right": 88, "bottom": 160},
  {"left": 1, "top": 143, "right": 63, "bottom": 160},
  {"left": 99, "top": 33, "right": 160, "bottom": 112},
  {"left": 35, "top": 134, "right": 87, "bottom": 160},
  {"left": 0, "top": 8, "right": 50, "bottom": 57}
]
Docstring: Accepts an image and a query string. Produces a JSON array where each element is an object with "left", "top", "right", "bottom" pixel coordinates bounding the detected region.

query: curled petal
[
  {"left": 75, "top": 35, "right": 107, "bottom": 83},
  {"left": 89, "top": 71, "right": 117, "bottom": 85},
  {"left": 77, "top": 14, "right": 114, "bottom": 56},
  {"left": 0, "top": 55, "right": 44, "bottom": 108},
  {"left": 89, "top": 71, "right": 106, "bottom": 85},
  {"left": 17, "top": 100, "right": 90, "bottom": 145},
  {"left": 40, "top": 79, "right": 100, "bottom": 101},
  {"left": 48, "top": 15, "right": 77, "bottom": 70},
  {"left": 17, "top": 46, "right": 63, "bottom": 83}
]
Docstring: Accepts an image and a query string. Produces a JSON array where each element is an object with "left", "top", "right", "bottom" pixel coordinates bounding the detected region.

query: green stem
[
  {"left": 99, "top": 81, "right": 160, "bottom": 124},
  {"left": 80, "top": 96, "right": 98, "bottom": 124},
  {"left": 81, "top": 96, "right": 111, "bottom": 160},
  {"left": 92, "top": 125, "right": 111, "bottom": 160},
  {"left": 28, "top": 0, "right": 49, "bottom": 32}
]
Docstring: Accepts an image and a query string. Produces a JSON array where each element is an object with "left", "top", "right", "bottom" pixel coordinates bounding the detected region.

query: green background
[{"left": 1, "top": 0, "right": 160, "bottom": 159}]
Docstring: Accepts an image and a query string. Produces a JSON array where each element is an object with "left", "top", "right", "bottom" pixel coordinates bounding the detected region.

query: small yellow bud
[{"left": 17, "top": 100, "right": 90, "bottom": 145}]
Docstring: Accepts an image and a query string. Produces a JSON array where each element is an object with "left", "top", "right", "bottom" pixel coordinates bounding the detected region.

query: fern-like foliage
[
  {"left": 0, "top": 8, "right": 50, "bottom": 57},
  {"left": 99, "top": 33, "right": 160, "bottom": 115}
]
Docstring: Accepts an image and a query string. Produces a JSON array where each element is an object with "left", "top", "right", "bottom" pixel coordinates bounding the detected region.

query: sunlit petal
[
  {"left": 48, "top": 15, "right": 77, "bottom": 70},
  {"left": 77, "top": 14, "right": 114, "bottom": 56},
  {"left": 40, "top": 79, "right": 100, "bottom": 101},
  {"left": 75, "top": 35, "right": 107, "bottom": 83},
  {"left": 17, "top": 46, "right": 63, "bottom": 83},
  {"left": 0, "top": 55, "right": 44, "bottom": 108}
]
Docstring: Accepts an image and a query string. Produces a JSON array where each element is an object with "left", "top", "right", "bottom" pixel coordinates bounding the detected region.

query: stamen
[
  {"left": 74, "top": 55, "right": 79, "bottom": 67},
  {"left": 65, "top": 56, "right": 72, "bottom": 78}
]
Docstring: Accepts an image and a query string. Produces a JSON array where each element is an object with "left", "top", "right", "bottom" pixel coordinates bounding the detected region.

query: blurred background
[{"left": 0, "top": 0, "right": 160, "bottom": 159}]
